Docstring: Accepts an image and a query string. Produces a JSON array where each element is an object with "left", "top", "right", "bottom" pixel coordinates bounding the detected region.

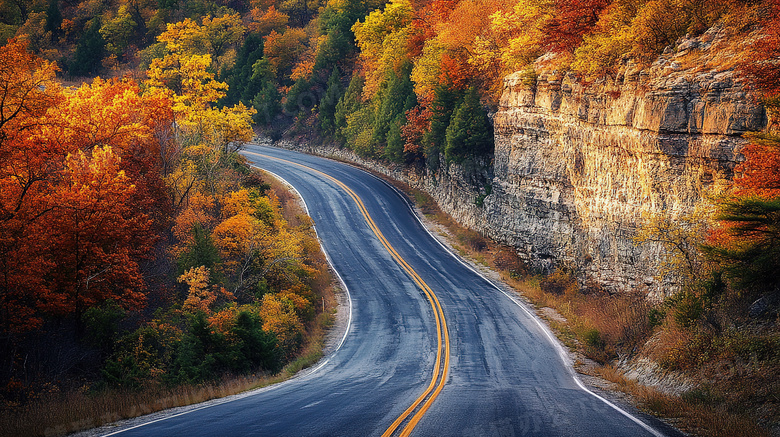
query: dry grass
[
  {"left": 379, "top": 172, "right": 776, "bottom": 437},
  {"left": 0, "top": 334, "right": 337, "bottom": 437},
  {"left": 1, "top": 375, "right": 272, "bottom": 437},
  {"left": 595, "top": 364, "right": 770, "bottom": 437},
  {"left": 0, "top": 170, "right": 340, "bottom": 437}
]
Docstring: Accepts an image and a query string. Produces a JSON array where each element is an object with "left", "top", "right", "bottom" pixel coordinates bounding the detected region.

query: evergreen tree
[
  {"left": 177, "top": 224, "right": 221, "bottom": 275},
  {"left": 423, "top": 84, "right": 463, "bottom": 168},
  {"left": 334, "top": 74, "right": 364, "bottom": 142},
  {"left": 45, "top": 0, "right": 62, "bottom": 36},
  {"left": 70, "top": 18, "right": 106, "bottom": 76},
  {"left": 445, "top": 87, "right": 493, "bottom": 163},
  {"left": 372, "top": 64, "right": 415, "bottom": 146},
  {"left": 252, "top": 81, "right": 282, "bottom": 126},
  {"left": 221, "top": 33, "right": 264, "bottom": 107},
  {"left": 384, "top": 114, "right": 405, "bottom": 163},
  {"left": 705, "top": 197, "right": 780, "bottom": 292},
  {"left": 284, "top": 77, "right": 315, "bottom": 115},
  {"left": 319, "top": 67, "right": 344, "bottom": 135}
]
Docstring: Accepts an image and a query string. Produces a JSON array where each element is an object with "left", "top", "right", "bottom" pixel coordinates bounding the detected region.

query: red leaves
[
  {"left": 401, "top": 104, "right": 432, "bottom": 155},
  {"left": 542, "top": 0, "right": 609, "bottom": 53},
  {"left": 0, "top": 43, "right": 171, "bottom": 333},
  {"left": 740, "top": 0, "right": 780, "bottom": 99},
  {"left": 734, "top": 136, "right": 780, "bottom": 198}
]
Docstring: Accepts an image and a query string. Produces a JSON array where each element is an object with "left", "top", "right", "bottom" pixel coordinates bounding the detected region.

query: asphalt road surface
[{"left": 102, "top": 145, "right": 679, "bottom": 436}]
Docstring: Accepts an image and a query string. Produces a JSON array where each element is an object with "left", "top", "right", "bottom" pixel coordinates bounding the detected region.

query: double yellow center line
[{"left": 247, "top": 152, "right": 450, "bottom": 436}]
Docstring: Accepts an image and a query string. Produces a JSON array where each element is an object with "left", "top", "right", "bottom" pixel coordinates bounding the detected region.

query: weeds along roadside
[
  {"left": 376, "top": 174, "right": 777, "bottom": 437},
  {"left": 0, "top": 171, "right": 340, "bottom": 437}
]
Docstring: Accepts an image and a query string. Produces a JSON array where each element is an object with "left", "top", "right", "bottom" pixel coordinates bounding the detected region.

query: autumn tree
[
  {"left": 542, "top": 0, "right": 609, "bottom": 53},
  {"left": 249, "top": 6, "right": 290, "bottom": 35},
  {"left": 1, "top": 42, "right": 173, "bottom": 336},
  {"left": 0, "top": 38, "right": 60, "bottom": 145},
  {"left": 263, "top": 27, "right": 308, "bottom": 81},
  {"left": 706, "top": 0, "right": 780, "bottom": 293},
  {"left": 44, "top": 147, "right": 153, "bottom": 327},
  {"left": 352, "top": 0, "right": 413, "bottom": 98}
]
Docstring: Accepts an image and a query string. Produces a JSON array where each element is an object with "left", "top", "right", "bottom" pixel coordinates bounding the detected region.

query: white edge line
[
  {"left": 99, "top": 163, "right": 354, "bottom": 437},
  {"left": 367, "top": 172, "right": 666, "bottom": 437},
  {"left": 254, "top": 166, "right": 353, "bottom": 367}
]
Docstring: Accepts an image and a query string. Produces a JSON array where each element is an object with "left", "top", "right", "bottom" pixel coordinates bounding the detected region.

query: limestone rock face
[
  {"left": 487, "top": 28, "right": 765, "bottom": 295},
  {"left": 277, "top": 27, "right": 766, "bottom": 296}
]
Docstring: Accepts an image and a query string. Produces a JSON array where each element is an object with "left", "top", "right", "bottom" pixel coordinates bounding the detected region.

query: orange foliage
[
  {"left": 0, "top": 38, "right": 62, "bottom": 140},
  {"left": 0, "top": 42, "right": 169, "bottom": 333},
  {"left": 179, "top": 266, "right": 234, "bottom": 313},
  {"left": 734, "top": 139, "right": 780, "bottom": 197},
  {"left": 43, "top": 146, "right": 153, "bottom": 315},
  {"left": 438, "top": 52, "right": 470, "bottom": 90},
  {"left": 263, "top": 28, "right": 309, "bottom": 76},
  {"left": 249, "top": 6, "right": 290, "bottom": 35}
]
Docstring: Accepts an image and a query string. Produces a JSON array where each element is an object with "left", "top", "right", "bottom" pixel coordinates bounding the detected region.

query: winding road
[{"left": 101, "top": 145, "right": 679, "bottom": 436}]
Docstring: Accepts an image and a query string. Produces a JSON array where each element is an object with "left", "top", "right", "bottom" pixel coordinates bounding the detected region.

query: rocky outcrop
[
  {"left": 275, "top": 27, "right": 766, "bottom": 297},
  {"left": 486, "top": 27, "right": 765, "bottom": 296}
]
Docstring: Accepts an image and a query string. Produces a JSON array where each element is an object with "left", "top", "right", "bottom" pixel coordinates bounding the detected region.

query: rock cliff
[
  {"left": 487, "top": 27, "right": 765, "bottom": 295},
  {"left": 276, "top": 27, "right": 766, "bottom": 297}
]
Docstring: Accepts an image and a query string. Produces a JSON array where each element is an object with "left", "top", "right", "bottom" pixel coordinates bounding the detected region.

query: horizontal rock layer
[{"left": 277, "top": 27, "right": 766, "bottom": 297}]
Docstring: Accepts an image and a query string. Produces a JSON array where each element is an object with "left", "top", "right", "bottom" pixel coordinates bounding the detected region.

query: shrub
[{"left": 539, "top": 269, "right": 578, "bottom": 296}]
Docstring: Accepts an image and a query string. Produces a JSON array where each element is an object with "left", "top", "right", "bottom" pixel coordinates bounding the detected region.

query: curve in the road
[
  {"left": 89, "top": 145, "right": 680, "bottom": 437},
  {"left": 247, "top": 152, "right": 450, "bottom": 437}
]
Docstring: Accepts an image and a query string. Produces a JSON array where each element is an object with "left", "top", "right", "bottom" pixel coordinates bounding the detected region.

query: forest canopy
[{"left": 2, "top": 0, "right": 780, "bottom": 434}]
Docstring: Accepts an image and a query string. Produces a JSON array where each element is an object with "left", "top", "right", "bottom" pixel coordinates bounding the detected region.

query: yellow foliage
[
  {"left": 491, "top": 0, "right": 552, "bottom": 69},
  {"left": 146, "top": 19, "right": 254, "bottom": 152},
  {"left": 259, "top": 293, "right": 304, "bottom": 355},
  {"left": 352, "top": 0, "right": 413, "bottom": 98},
  {"left": 222, "top": 188, "right": 253, "bottom": 218},
  {"left": 410, "top": 40, "right": 445, "bottom": 100},
  {"left": 213, "top": 213, "right": 268, "bottom": 261},
  {"left": 570, "top": 0, "right": 637, "bottom": 77},
  {"left": 155, "top": 13, "right": 244, "bottom": 69},
  {"left": 157, "top": 18, "right": 205, "bottom": 55},
  {"left": 179, "top": 266, "right": 234, "bottom": 313}
]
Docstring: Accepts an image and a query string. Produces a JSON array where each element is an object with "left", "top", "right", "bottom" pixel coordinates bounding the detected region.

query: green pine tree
[
  {"left": 177, "top": 224, "right": 221, "bottom": 275},
  {"left": 384, "top": 114, "right": 406, "bottom": 163},
  {"left": 372, "top": 63, "right": 415, "bottom": 146},
  {"left": 45, "top": 0, "right": 62, "bottom": 36},
  {"left": 70, "top": 18, "right": 106, "bottom": 77},
  {"left": 423, "top": 84, "right": 463, "bottom": 168},
  {"left": 252, "top": 81, "right": 282, "bottom": 126},
  {"left": 445, "top": 87, "right": 493, "bottom": 163},
  {"left": 334, "top": 74, "right": 364, "bottom": 143},
  {"left": 319, "top": 67, "right": 344, "bottom": 135}
]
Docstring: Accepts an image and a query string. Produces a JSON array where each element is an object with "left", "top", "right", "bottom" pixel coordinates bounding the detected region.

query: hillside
[{"left": 2, "top": 0, "right": 780, "bottom": 435}]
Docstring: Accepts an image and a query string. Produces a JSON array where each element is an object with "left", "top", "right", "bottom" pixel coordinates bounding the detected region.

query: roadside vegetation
[
  {"left": 0, "top": 38, "right": 337, "bottom": 437},
  {"left": 380, "top": 175, "right": 778, "bottom": 437},
  {"left": 2, "top": 0, "right": 779, "bottom": 436}
]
